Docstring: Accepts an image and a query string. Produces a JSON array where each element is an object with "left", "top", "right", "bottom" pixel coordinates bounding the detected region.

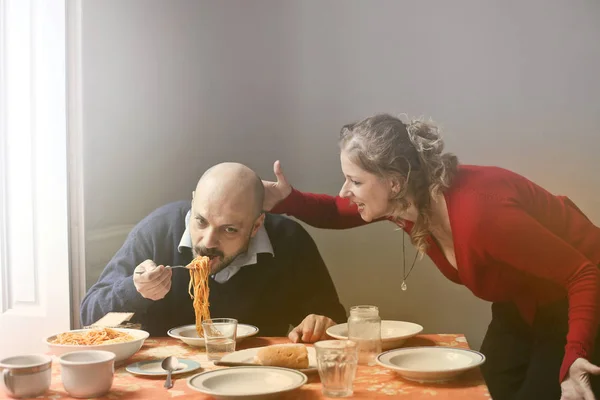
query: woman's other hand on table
[{"left": 560, "top": 357, "right": 600, "bottom": 400}]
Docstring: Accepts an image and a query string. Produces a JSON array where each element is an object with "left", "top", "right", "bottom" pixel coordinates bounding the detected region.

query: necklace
[{"left": 401, "top": 232, "right": 419, "bottom": 291}]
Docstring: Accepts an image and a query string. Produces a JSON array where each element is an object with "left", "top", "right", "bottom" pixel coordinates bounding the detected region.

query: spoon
[{"left": 161, "top": 356, "right": 179, "bottom": 389}]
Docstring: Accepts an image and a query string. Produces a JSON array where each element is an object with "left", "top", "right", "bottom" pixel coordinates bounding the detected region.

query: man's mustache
[{"left": 194, "top": 246, "right": 224, "bottom": 259}]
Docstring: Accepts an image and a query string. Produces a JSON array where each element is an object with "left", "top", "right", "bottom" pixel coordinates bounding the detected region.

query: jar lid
[{"left": 349, "top": 305, "right": 379, "bottom": 316}]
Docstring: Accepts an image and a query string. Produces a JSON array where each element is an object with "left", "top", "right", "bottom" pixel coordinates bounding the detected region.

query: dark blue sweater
[{"left": 80, "top": 201, "right": 347, "bottom": 336}]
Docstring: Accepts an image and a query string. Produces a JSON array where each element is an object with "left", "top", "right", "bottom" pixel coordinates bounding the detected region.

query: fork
[{"left": 134, "top": 265, "right": 190, "bottom": 275}]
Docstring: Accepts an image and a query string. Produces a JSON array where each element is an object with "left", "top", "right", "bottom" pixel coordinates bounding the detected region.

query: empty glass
[
  {"left": 314, "top": 340, "right": 358, "bottom": 398},
  {"left": 347, "top": 305, "right": 382, "bottom": 366},
  {"left": 202, "top": 318, "right": 237, "bottom": 361}
]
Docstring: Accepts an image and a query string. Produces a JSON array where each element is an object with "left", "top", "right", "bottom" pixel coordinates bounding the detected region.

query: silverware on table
[
  {"left": 161, "top": 356, "right": 179, "bottom": 389},
  {"left": 134, "top": 265, "right": 190, "bottom": 275},
  {"left": 214, "top": 360, "right": 317, "bottom": 374}
]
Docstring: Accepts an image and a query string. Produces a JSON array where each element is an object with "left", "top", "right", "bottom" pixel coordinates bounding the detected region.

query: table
[{"left": 12, "top": 334, "right": 490, "bottom": 399}]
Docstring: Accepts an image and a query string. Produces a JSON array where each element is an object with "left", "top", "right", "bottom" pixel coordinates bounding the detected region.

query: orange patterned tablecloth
[{"left": 11, "top": 334, "right": 490, "bottom": 399}]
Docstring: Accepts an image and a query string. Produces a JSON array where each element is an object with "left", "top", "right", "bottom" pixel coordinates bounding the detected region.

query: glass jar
[{"left": 347, "top": 305, "right": 382, "bottom": 366}]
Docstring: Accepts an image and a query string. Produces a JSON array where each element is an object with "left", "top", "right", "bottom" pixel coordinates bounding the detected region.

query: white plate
[
  {"left": 44, "top": 328, "right": 149, "bottom": 363},
  {"left": 167, "top": 324, "right": 259, "bottom": 347},
  {"left": 376, "top": 346, "right": 486, "bottom": 383},
  {"left": 220, "top": 345, "right": 318, "bottom": 374},
  {"left": 326, "top": 320, "right": 423, "bottom": 350},
  {"left": 187, "top": 366, "right": 307, "bottom": 400},
  {"left": 126, "top": 358, "right": 201, "bottom": 376}
]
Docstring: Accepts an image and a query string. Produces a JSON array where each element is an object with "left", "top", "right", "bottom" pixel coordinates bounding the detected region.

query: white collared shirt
[{"left": 177, "top": 210, "right": 274, "bottom": 283}]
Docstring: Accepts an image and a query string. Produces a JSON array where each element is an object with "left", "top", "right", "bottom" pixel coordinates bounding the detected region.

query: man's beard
[{"left": 193, "top": 233, "right": 252, "bottom": 275}]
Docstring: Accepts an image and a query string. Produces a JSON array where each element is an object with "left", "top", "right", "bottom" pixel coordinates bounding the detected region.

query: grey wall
[{"left": 82, "top": 0, "right": 600, "bottom": 350}]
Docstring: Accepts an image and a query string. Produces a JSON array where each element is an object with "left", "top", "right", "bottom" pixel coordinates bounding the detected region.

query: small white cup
[
  {"left": 0, "top": 354, "right": 52, "bottom": 398},
  {"left": 59, "top": 350, "right": 115, "bottom": 398}
]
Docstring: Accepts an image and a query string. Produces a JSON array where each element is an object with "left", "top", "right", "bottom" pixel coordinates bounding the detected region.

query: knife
[{"left": 213, "top": 360, "right": 318, "bottom": 374}]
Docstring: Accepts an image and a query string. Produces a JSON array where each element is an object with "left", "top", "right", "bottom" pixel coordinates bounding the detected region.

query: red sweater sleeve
[
  {"left": 270, "top": 188, "right": 370, "bottom": 229},
  {"left": 482, "top": 205, "right": 600, "bottom": 383}
]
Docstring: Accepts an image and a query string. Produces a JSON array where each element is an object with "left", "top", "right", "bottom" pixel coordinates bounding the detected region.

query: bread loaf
[{"left": 254, "top": 344, "right": 309, "bottom": 369}]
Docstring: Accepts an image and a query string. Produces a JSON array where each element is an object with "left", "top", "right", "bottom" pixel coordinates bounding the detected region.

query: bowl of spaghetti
[{"left": 44, "top": 327, "right": 149, "bottom": 363}]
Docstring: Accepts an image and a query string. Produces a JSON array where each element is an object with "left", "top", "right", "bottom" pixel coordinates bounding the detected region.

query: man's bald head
[
  {"left": 194, "top": 162, "right": 264, "bottom": 218},
  {"left": 190, "top": 163, "right": 265, "bottom": 275}
]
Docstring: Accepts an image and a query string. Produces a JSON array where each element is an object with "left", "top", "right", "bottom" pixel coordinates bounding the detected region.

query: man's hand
[
  {"left": 289, "top": 314, "right": 337, "bottom": 343},
  {"left": 133, "top": 260, "right": 172, "bottom": 301},
  {"left": 560, "top": 357, "right": 600, "bottom": 400},
  {"left": 261, "top": 160, "right": 292, "bottom": 211}
]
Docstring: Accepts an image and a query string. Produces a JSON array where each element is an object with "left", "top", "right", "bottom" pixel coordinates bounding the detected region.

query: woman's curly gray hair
[{"left": 339, "top": 113, "right": 458, "bottom": 254}]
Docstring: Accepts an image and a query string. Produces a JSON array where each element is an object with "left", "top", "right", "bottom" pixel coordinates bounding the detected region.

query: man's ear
[{"left": 250, "top": 213, "right": 266, "bottom": 237}]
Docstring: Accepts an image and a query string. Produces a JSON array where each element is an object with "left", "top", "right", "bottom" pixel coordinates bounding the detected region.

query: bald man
[{"left": 81, "top": 163, "right": 347, "bottom": 343}]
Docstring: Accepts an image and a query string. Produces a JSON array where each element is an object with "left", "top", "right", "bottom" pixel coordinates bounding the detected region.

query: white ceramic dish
[
  {"left": 326, "top": 320, "right": 423, "bottom": 350},
  {"left": 59, "top": 350, "right": 115, "bottom": 398},
  {"left": 167, "top": 324, "right": 259, "bottom": 347},
  {"left": 44, "top": 328, "right": 149, "bottom": 363},
  {"left": 219, "top": 345, "right": 318, "bottom": 374},
  {"left": 187, "top": 366, "right": 307, "bottom": 399},
  {"left": 126, "top": 358, "right": 201, "bottom": 377},
  {"left": 376, "top": 346, "right": 486, "bottom": 383},
  {"left": 0, "top": 354, "right": 52, "bottom": 398}
]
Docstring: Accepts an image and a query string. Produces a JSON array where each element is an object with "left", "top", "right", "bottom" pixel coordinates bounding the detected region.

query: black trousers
[{"left": 480, "top": 300, "right": 600, "bottom": 400}]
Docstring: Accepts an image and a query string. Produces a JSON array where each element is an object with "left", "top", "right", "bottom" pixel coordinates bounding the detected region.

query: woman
[{"left": 262, "top": 113, "right": 600, "bottom": 400}]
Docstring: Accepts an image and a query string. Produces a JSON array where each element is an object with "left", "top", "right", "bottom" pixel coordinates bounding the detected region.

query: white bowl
[
  {"left": 44, "top": 328, "right": 149, "bottom": 363},
  {"left": 59, "top": 350, "right": 115, "bottom": 398},
  {"left": 326, "top": 320, "right": 423, "bottom": 350},
  {"left": 187, "top": 366, "right": 307, "bottom": 400},
  {"left": 376, "top": 346, "right": 486, "bottom": 383},
  {"left": 168, "top": 324, "right": 259, "bottom": 347}
]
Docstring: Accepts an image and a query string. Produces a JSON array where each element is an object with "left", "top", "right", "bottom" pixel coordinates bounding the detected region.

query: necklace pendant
[{"left": 401, "top": 281, "right": 407, "bottom": 291}]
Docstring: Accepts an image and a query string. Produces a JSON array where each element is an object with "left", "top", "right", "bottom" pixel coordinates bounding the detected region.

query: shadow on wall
[{"left": 85, "top": 225, "right": 135, "bottom": 289}]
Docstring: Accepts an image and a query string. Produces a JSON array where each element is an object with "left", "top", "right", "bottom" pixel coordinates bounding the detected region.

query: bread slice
[{"left": 254, "top": 344, "right": 309, "bottom": 369}]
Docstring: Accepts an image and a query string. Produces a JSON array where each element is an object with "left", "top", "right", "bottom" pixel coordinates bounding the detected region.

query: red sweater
[{"left": 272, "top": 164, "right": 600, "bottom": 382}]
